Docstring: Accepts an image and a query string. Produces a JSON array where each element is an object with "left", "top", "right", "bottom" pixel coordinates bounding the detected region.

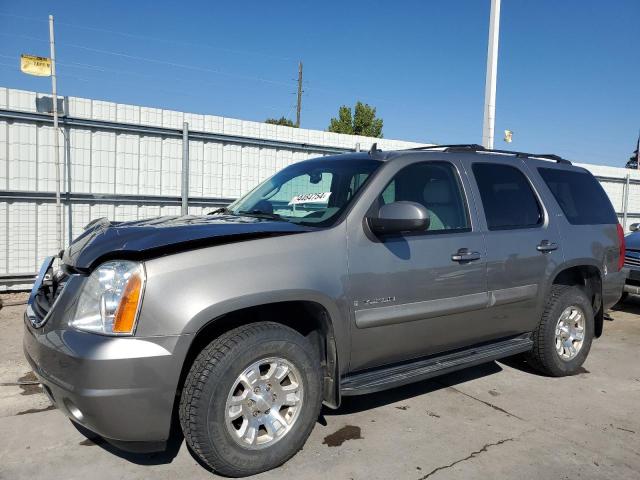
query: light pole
[
  {"left": 49, "top": 14, "right": 63, "bottom": 251},
  {"left": 482, "top": 0, "right": 501, "bottom": 149}
]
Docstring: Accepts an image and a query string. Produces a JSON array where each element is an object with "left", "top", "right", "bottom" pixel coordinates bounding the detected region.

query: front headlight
[{"left": 70, "top": 260, "right": 145, "bottom": 335}]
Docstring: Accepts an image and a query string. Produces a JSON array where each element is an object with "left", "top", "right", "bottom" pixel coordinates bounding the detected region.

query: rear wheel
[
  {"left": 526, "top": 285, "right": 594, "bottom": 376},
  {"left": 179, "top": 322, "right": 322, "bottom": 477}
]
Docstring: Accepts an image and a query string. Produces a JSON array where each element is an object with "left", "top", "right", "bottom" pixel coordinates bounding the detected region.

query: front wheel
[
  {"left": 179, "top": 322, "right": 322, "bottom": 477},
  {"left": 526, "top": 285, "right": 594, "bottom": 376}
]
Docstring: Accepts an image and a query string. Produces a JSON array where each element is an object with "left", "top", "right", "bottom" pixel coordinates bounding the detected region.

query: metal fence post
[
  {"left": 623, "top": 173, "right": 630, "bottom": 230},
  {"left": 181, "top": 121, "right": 189, "bottom": 216}
]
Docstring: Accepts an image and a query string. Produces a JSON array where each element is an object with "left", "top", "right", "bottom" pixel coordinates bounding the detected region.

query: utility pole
[
  {"left": 49, "top": 14, "right": 63, "bottom": 252},
  {"left": 295, "top": 61, "right": 303, "bottom": 128},
  {"left": 482, "top": 0, "right": 501, "bottom": 149}
]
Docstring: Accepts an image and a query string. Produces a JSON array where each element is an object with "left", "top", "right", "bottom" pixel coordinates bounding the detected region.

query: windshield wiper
[
  {"left": 238, "top": 210, "right": 290, "bottom": 222},
  {"left": 208, "top": 206, "right": 234, "bottom": 215}
]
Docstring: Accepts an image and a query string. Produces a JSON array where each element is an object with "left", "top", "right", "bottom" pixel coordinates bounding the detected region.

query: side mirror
[
  {"left": 368, "top": 201, "right": 430, "bottom": 235},
  {"left": 631, "top": 223, "right": 640, "bottom": 232}
]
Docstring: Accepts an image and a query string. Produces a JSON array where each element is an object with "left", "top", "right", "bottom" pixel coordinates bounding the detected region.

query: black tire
[
  {"left": 619, "top": 292, "right": 629, "bottom": 303},
  {"left": 526, "top": 285, "right": 594, "bottom": 376},
  {"left": 179, "top": 322, "right": 322, "bottom": 477}
]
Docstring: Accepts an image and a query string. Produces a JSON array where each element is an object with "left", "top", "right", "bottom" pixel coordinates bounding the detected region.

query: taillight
[{"left": 617, "top": 223, "right": 625, "bottom": 271}]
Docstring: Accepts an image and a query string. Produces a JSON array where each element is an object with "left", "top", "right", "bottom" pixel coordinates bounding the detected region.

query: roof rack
[{"left": 405, "top": 144, "right": 571, "bottom": 165}]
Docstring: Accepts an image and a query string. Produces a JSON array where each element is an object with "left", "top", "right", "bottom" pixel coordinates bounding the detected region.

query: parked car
[
  {"left": 24, "top": 144, "right": 625, "bottom": 477},
  {"left": 621, "top": 223, "right": 640, "bottom": 299}
]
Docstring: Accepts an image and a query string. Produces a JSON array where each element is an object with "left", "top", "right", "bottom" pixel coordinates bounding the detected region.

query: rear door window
[
  {"left": 538, "top": 168, "right": 617, "bottom": 225},
  {"left": 472, "top": 163, "right": 543, "bottom": 230}
]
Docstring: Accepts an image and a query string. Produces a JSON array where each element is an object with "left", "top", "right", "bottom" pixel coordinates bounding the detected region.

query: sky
[{"left": 0, "top": 0, "right": 638, "bottom": 167}]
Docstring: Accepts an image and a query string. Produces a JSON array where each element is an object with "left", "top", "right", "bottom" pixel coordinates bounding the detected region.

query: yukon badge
[{"left": 354, "top": 296, "right": 396, "bottom": 308}]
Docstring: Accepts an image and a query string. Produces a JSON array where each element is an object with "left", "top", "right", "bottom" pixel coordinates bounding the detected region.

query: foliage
[
  {"left": 265, "top": 116, "right": 296, "bottom": 127},
  {"left": 328, "top": 101, "right": 383, "bottom": 138}
]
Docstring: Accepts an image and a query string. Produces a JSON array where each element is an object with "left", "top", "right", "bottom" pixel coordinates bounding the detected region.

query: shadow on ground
[{"left": 611, "top": 295, "right": 640, "bottom": 315}]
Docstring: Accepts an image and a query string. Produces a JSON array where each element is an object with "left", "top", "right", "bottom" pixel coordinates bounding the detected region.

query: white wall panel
[
  {"left": 160, "top": 205, "right": 180, "bottom": 216},
  {"left": 69, "top": 129, "right": 92, "bottom": 192},
  {"left": 222, "top": 144, "right": 242, "bottom": 197},
  {"left": 36, "top": 125, "right": 64, "bottom": 192},
  {"left": 0, "top": 203, "right": 6, "bottom": 273},
  {"left": 138, "top": 205, "right": 161, "bottom": 219},
  {"left": 92, "top": 100, "right": 117, "bottom": 122},
  {"left": 0, "top": 87, "right": 7, "bottom": 109},
  {"left": 8, "top": 202, "right": 36, "bottom": 273},
  {"left": 241, "top": 146, "right": 260, "bottom": 195},
  {"left": 70, "top": 203, "right": 91, "bottom": 240},
  {"left": 115, "top": 134, "right": 139, "bottom": 195},
  {"left": 161, "top": 137, "right": 182, "bottom": 196},
  {"left": 115, "top": 204, "right": 138, "bottom": 221},
  {"left": 117, "top": 103, "right": 140, "bottom": 124},
  {"left": 8, "top": 89, "right": 37, "bottom": 112},
  {"left": 204, "top": 115, "right": 223, "bottom": 134},
  {"left": 90, "top": 204, "right": 114, "bottom": 221},
  {"left": 91, "top": 131, "right": 116, "bottom": 193},
  {"left": 188, "top": 140, "right": 204, "bottom": 197},
  {"left": 68, "top": 97, "right": 92, "bottom": 118},
  {"left": 36, "top": 203, "right": 58, "bottom": 267},
  {"left": 140, "top": 107, "right": 163, "bottom": 127},
  {"left": 0, "top": 120, "right": 6, "bottom": 188},
  {"left": 163, "top": 110, "right": 184, "bottom": 129},
  {"left": 224, "top": 118, "right": 242, "bottom": 136},
  {"left": 184, "top": 113, "right": 204, "bottom": 132},
  {"left": 203, "top": 142, "right": 223, "bottom": 197},
  {"left": 258, "top": 148, "right": 277, "bottom": 183},
  {"left": 8, "top": 122, "right": 37, "bottom": 190},
  {"left": 139, "top": 136, "right": 162, "bottom": 195}
]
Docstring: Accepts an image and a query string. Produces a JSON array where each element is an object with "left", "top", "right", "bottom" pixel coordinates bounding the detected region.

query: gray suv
[{"left": 24, "top": 144, "right": 625, "bottom": 476}]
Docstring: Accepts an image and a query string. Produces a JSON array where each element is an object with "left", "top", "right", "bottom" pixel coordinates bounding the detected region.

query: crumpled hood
[{"left": 63, "top": 215, "right": 313, "bottom": 270}]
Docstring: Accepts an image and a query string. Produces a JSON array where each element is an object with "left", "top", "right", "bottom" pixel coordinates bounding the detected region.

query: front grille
[
  {"left": 27, "top": 256, "right": 68, "bottom": 328},
  {"left": 32, "top": 279, "right": 67, "bottom": 320},
  {"left": 624, "top": 251, "right": 640, "bottom": 267},
  {"left": 625, "top": 257, "right": 640, "bottom": 267}
]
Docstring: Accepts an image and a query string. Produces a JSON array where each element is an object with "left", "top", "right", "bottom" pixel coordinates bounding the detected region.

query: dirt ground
[{"left": 1, "top": 293, "right": 639, "bottom": 479}]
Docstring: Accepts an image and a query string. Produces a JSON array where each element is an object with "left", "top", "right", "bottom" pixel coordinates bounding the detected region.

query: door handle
[
  {"left": 536, "top": 240, "right": 558, "bottom": 253},
  {"left": 451, "top": 248, "right": 481, "bottom": 262}
]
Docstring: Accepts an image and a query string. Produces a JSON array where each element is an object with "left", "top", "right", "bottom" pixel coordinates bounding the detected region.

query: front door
[{"left": 346, "top": 159, "right": 489, "bottom": 371}]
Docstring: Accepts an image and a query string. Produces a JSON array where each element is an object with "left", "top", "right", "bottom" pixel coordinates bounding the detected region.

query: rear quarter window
[{"left": 538, "top": 168, "right": 617, "bottom": 225}]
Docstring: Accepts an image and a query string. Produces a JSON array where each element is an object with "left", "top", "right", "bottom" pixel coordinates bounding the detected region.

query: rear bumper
[
  {"left": 23, "top": 316, "right": 191, "bottom": 448},
  {"left": 603, "top": 269, "right": 626, "bottom": 309}
]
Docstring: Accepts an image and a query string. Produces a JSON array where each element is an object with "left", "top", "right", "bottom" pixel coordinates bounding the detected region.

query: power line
[
  {"left": 0, "top": 32, "right": 296, "bottom": 89},
  {"left": 0, "top": 12, "right": 294, "bottom": 62}
]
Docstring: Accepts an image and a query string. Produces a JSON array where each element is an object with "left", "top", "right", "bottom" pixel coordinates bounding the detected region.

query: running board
[{"left": 341, "top": 335, "right": 533, "bottom": 396}]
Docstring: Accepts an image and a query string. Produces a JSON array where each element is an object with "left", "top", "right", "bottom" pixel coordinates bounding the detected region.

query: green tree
[
  {"left": 264, "top": 116, "right": 296, "bottom": 127},
  {"left": 328, "top": 101, "right": 383, "bottom": 138}
]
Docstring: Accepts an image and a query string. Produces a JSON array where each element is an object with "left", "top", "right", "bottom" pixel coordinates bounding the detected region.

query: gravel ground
[{"left": 1, "top": 295, "right": 639, "bottom": 479}]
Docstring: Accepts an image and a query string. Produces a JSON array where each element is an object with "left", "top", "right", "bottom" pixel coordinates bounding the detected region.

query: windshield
[{"left": 224, "top": 157, "right": 382, "bottom": 227}]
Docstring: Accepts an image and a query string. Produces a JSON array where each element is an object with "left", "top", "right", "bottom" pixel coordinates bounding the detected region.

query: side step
[{"left": 341, "top": 334, "right": 533, "bottom": 396}]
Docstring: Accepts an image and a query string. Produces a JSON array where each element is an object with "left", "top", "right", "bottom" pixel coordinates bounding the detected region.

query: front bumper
[
  {"left": 23, "top": 316, "right": 191, "bottom": 448},
  {"left": 623, "top": 267, "right": 640, "bottom": 294}
]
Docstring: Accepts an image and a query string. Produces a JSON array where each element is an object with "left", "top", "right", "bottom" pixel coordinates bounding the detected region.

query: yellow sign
[
  {"left": 504, "top": 129, "right": 513, "bottom": 143},
  {"left": 20, "top": 54, "right": 51, "bottom": 77}
]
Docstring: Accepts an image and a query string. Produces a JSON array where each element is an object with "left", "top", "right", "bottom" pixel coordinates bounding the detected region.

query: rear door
[{"left": 464, "top": 157, "right": 565, "bottom": 335}]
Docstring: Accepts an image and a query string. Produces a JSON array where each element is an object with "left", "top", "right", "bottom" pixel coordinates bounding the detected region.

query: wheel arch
[
  {"left": 549, "top": 262, "right": 604, "bottom": 338},
  {"left": 177, "top": 296, "right": 343, "bottom": 411}
]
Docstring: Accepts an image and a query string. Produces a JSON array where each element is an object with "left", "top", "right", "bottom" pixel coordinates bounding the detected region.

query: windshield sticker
[{"left": 288, "top": 192, "right": 332, "bottom": 206}]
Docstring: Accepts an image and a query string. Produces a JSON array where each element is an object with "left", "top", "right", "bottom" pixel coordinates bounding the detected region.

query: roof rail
[{"left": 405, "top": 144, "right": 571, "bottom": 165}]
